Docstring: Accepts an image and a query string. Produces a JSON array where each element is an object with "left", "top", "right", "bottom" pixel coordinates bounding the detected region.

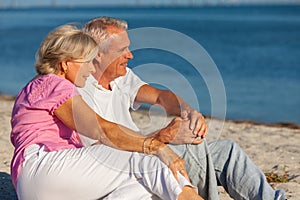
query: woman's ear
[{"left": 61, "top": 61, "right": 69, "bottom": 74}]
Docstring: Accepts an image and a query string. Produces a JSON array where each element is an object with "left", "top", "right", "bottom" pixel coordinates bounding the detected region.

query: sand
[{"left": 0, "top": 95, "right": 299, "bottom": 200}]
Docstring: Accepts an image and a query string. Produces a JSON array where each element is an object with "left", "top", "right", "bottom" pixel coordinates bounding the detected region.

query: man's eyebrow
[{"left": 119, "top": 46, "right": 128, "bottom": 51}]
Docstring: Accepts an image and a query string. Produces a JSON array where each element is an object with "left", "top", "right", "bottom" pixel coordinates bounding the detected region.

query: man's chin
[
  {"left": 121, "top": 70, "right": 127, "bottom": 76},
  {"left": 119, "top": 68, "right": 127, "bottom": 76}
]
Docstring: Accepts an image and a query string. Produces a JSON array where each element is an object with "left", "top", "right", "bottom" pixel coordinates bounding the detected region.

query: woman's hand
[
  {"left": 146, "top": 138, "right": 190, "bottom": 182},
  {"left": 155, "top": 144, "right": 190, "bottom": 182},
  {"left": 154, "top": 117, "right": 203, "bottom": 145}
]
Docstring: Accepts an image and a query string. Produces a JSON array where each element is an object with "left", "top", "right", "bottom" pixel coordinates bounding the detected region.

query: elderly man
[{"left": 78, "top": 16, "right": 285, "bottom": 200}]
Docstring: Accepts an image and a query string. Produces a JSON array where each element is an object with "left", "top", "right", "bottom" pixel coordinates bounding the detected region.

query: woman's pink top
[{"left": 10, "top": 74, "right": 84, "bottom": 188}]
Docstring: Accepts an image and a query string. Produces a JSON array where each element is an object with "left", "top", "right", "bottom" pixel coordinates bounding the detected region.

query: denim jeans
[{"left": 169, "top": 140, "right": 286, "bottom": 200}]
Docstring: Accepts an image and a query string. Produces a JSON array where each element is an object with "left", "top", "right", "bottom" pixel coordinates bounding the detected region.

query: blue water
[{"left": 0, "top": 5, "right": 299, "bottom": 124}]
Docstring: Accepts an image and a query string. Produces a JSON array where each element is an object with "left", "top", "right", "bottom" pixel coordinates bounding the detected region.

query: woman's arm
[
  {"left": 54, "top": 95, "right": 148, "bottom": 151},
  {"left": 54, "top": 95, "right": 189, "bottom": 181}
]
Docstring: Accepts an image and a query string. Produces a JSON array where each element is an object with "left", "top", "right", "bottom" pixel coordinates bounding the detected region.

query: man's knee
[
  {"left": 209, "top": 139, "right": 240, "bottom": 151},
  {"left": 208, "top": 140, "right": 244, "bottom": 162}
]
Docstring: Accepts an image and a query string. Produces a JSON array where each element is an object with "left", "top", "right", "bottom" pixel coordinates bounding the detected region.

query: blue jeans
[{"left": 169, "top": 140, "right": 286, "bottom": 200}]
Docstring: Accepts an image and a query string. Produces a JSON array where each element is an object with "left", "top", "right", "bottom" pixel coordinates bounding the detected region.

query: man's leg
[
  {"left": 208, "top": 140, "right": 286, "bottom": 200},
  {"left": 169, "top": 140, "right": 219, "bottom": 200}
]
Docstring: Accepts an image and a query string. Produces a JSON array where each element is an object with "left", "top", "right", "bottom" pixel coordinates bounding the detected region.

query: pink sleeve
[{"left": 26, "top": 75, "right": 80, "bottom": 114}]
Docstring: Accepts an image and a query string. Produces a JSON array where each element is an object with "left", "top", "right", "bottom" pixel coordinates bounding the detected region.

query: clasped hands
[
  {"left": 154, "top": 109, "right": 208, "bottom": 145},
  {"left": 153, "top": 109, "right": 207, "bottom": 181}
]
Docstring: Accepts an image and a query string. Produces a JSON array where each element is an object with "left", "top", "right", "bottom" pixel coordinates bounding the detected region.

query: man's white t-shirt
[
  {"left": 78, "top": 68, "right": 196, "bottom": 198},
  {"left": 78, "top": 68, "right": 146, "bottom": 145}
]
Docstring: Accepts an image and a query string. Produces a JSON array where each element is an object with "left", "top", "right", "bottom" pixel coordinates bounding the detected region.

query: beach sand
[{"left": 1, "top": 95, "right": 299, "bottom": 199}]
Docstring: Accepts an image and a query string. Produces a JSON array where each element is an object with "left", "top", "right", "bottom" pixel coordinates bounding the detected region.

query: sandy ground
[{"left": 0, "top": 95, "right": 299, "bottom": 199}]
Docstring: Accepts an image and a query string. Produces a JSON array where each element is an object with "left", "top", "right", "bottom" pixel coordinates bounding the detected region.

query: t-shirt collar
[{"left": 89, "top": 75, "right": 116, "bottom": 91}]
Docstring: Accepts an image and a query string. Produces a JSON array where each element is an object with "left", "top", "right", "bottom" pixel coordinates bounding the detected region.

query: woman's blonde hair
[{"left": 35, "top": 24, "right": 98, "bottom": 75}]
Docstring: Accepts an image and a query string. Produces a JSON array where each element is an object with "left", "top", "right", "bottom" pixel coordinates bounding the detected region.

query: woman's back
[{"left": 10, "top": 74, "right": 83, "bottom": 187}]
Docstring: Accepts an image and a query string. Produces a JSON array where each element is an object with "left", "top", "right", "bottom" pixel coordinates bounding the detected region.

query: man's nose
[{"left": 125, "top": 49, "right": 133, "bottom": 60}]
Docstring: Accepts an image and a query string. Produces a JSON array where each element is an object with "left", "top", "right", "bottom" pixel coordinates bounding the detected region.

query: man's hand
[
  {"left": 154, "top": 117, "right": 203, "bottom": 145},
  {"left": 136, "top": 86, "right": 207, "bottom": 143},
  {"left": 181, "top": 109, "right": 207, "bottom": 139}
]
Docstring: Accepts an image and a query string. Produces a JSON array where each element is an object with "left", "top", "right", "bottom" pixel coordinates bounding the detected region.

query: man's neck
[
  {"left": 99, "top": 80, "right": 112, "bottom": 90},
  {"left": 95, "top": 74, "right": 114, "bottom": 90}
]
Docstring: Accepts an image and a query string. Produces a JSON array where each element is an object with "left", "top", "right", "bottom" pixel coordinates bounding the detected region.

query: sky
[{"left": 1, "top": 0, "right": 299, "bottom": 8}]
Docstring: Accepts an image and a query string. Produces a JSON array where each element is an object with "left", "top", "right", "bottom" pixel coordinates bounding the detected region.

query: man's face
[{"left": 100, "top": 29, "right": 133, "bottom": 79}]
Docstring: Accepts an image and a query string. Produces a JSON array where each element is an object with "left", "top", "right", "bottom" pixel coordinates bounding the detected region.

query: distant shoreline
[
  {"left": 1, "top": 93, "right": 299, "bottom": 129},
  {"left": 1, "top": 3, "right": 300, "bottom": 11},
  {"left": 0, "top": 93, "right": 15, "bottom": 101}
]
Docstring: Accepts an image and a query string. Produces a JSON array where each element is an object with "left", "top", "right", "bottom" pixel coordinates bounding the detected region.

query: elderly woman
[{"left": 10, "top": 24, "right": 202, "bottom": 200}]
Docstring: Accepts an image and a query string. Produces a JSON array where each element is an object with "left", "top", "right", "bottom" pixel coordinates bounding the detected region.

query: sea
[{"left": 0, "top": 5, "right": 299, "bottom": 125}]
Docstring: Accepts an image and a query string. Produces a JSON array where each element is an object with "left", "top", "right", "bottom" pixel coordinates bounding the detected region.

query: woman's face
[{"left": 65, "top": 59, "right": 95, "bottom": 87}]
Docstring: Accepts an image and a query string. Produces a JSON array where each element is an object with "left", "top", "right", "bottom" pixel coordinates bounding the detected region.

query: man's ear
[{"left": 91, "top": 53, "right": 101, "bottom": 69}]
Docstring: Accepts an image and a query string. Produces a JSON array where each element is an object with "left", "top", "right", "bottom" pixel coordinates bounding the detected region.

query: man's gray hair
[{"left": 83, "top": 16, "right": 128, "bottom": 45}]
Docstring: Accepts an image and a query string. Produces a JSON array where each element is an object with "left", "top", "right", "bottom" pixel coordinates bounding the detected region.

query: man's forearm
[{"left": 157, "top": 90, "right": 192, "bottom": 117}]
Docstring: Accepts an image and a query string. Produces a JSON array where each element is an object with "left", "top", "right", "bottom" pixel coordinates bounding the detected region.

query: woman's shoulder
[
  {"left": 26, "top": 74, "right": 76, "bottom": 103},
  {"left": 31, "top": 74, "right": 66, "bottom": 85}
]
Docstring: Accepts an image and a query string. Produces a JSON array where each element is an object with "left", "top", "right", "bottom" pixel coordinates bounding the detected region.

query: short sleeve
[
  {"left": 116, "top": 68, "right": 147, "bottom": 110},
  {"left": 26, "top": 74, "right": 80, "bottom": 114}
]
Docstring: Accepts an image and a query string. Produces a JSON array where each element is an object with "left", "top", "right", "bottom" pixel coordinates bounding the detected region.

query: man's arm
[
  {"left": 135, "top": 84, "right": 186, "bottom": 116},
  {"left": 135, "top": 84, "right": 207, "bottom": 144}
]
